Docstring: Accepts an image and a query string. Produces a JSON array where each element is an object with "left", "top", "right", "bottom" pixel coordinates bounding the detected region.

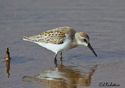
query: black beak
[{"left": 87, "top": 43, "right": 97, "bottom": 57}]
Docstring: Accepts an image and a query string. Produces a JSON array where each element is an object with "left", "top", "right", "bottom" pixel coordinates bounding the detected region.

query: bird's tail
[{"left": 21, "top": 35, "right": 39, "bottom": 42}]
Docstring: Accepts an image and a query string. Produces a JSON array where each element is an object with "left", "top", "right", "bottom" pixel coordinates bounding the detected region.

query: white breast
[{"left": 36, "top": 38, "right": 71, "bottom": 54}]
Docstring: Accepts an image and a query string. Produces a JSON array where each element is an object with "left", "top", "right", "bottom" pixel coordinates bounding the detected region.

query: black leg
[
  {"left": 60, "top": 52, "right": 63, "bottom": 61},
  {"left": 60, "top": 52, "right": 63, "bottom": 64},
  {"left": 54, "top": 54, "right": 57, "bottom": 67},
  {"left": 60, "top": 52, "right": 62, "bottom": 57},
  {"left": 54, "top": 54, "right": 57, "bottom": 61},
  {"left": 54, "top": 59, "right": 58, "bottom": 67}
]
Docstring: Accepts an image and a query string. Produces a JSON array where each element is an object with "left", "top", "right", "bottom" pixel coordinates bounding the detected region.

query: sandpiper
[{"left": 22, "top": 26, "right": 97, "bottom": 61}]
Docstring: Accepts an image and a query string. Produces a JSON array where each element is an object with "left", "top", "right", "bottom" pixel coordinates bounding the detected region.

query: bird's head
[{"left": 76, "top": 32, "right": 97, "bottom": 57}]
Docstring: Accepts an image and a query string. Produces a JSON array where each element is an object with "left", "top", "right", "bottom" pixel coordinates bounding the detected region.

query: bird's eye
[{"left": 83, "top": 39, "right": 87, "bottom": 42}]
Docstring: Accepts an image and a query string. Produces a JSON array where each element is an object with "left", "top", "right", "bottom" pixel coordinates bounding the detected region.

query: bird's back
[{"left": 22, "top": 27, "right": 76, "bottom": 44}]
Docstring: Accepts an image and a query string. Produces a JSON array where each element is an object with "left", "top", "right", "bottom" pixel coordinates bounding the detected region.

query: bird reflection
[
  {"left": 22, "top": 60, "right": 98, "bottom": 88},
  {"left": 4, "top": 47, "right": 11, "bottom": 78},
  {"left": 6, "top": 60, "right": 10, "bottom": 78}
]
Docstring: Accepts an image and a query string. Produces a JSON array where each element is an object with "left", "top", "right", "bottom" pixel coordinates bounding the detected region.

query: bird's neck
[{"left": 69, "top": 34, "right": 78, "bottom": 49}]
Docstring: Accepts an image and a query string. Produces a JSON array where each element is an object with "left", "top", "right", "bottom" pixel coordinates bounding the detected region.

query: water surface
[{"left": 0, "top": 0, "right": 125, "bottom": 88}]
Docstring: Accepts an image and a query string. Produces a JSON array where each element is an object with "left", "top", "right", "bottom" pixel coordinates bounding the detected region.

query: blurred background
[{"left": 0, "top": 0, "right": 125, "bottom": 88}]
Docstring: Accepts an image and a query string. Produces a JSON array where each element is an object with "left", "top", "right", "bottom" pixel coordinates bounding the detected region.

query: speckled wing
[
  {"left": 51, "top": 27, "right": 75, "bottom": 35},
  {"left": 39, "top": 26, "right": 76, "bottom": 44},
  {"left": 22, "top": 27, "right": 76, "bottom": 44},
  {"left": 50, "top": 26, "right": 76, "bottom": 40},
  {"left": 38, "top": 30, "right": 66, "bottom": 44}
]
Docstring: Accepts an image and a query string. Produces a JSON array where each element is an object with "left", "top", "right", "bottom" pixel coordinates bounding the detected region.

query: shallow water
[{"left": 0, "top": 0, "right": 125, "bottom": 88}]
